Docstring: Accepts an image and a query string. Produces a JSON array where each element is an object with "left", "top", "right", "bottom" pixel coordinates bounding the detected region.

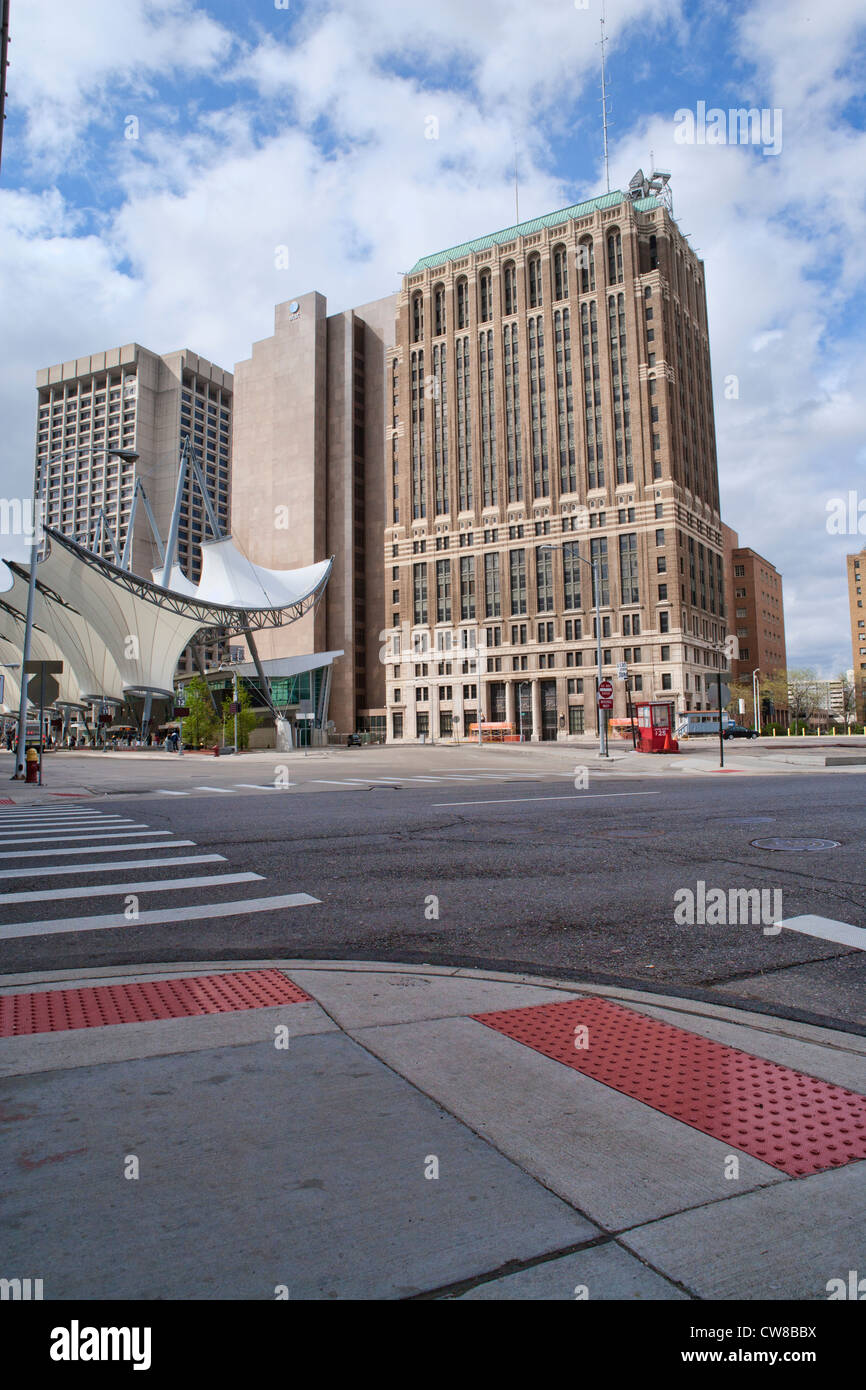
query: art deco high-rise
[
  {"left": 384, "top": 176, "right": 727, "bottom": 740},
  {"left": 847, "top": 548, "right": 866, "bottom": 722}
]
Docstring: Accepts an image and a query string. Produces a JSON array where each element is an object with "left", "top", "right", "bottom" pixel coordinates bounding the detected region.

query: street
[{"left": 1, "top": 747, "right": 864, "bottom": 1029}]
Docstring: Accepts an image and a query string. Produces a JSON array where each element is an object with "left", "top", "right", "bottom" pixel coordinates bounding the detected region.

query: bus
[{"left": 675, "top": 710, "right": 736, "bottom": 738}]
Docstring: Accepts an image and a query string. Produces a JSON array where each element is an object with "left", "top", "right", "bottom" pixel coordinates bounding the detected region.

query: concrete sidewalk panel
[
  {"left": 0, "top": 1001, "right": 336, "bottom": 1077},
  {"left": 620, "top": 1162, "right": 866, "bottom": 1300},
  {"left": 351, "top": 1016, "right": 785, "bottom": 1228},
  {"left": 0, "top": 1032, "right": 597, "bottom": 1299},
  {"left": 290, "top": 966, "right": 579, "bottom": 1028},
  {"left": 453, "top": 1240, "right": 689, "bottom": 1300}
]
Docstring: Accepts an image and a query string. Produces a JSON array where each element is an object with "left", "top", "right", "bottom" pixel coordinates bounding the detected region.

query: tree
[
  {"left": 179, "top": 675, "right": 219, "bottom": 747},
  {"left": 786, "top": 668, "right": 821, "bottom": 727},
  {"left": 834, "top": 671, "right": 857, "bottom": 727},
  {"left": 222, "top": 682, "right": 259, "bottom": 750}
]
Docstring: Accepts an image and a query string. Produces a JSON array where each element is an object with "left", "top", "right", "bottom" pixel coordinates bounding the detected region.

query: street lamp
[
  {"left": 11, "top": 448, "right": 139, "bottom": 779},
  {"left": 539, "top": 543, "right": 608, "bottom": 758},
  {"left": 751, "top": 667, "right": 761, "bottom": 735}
]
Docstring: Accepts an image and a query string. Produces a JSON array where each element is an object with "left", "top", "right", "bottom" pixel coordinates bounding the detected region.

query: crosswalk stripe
[
  {"left": 0, "top": 893, "right": 321, "bottom": 940},
  {"left": 309, "top": 779, "right": 364, "bottom": 785},
  {"left": 0, "top": 840, "right": 197, "bottom": 859},
  {"left": 234, "top": 783, "right": 283, "bottom": 790},
  {"left": 195, "top": 786, "right": 234, "bottom": 793},
  {"left": 0, "top": 872, "right": 263, "bottom": 905},
  {"left": 156, "top": 790, "right": 189, "bottom": 796},
  {"left": 0, "top": 854, "right": 226, "bottom": 879},
  {"left": 0, "top": 828, "right": 166, "bottom": 846},
  {"left": 779, "top": 915, "right": 866, "bottom": 950},
  {"left": 0, "top": 818, "right": 135, "bottom": 829}
]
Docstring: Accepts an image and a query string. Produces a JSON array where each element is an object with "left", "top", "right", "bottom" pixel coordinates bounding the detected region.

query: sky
[{"left": 1, "top": 0, "right": 865, "bottom": 675}]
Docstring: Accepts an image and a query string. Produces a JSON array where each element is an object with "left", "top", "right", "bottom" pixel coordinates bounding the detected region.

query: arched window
[
  {"left": 412, "top": 292, "right": 424, "bottom": 343},
  {"left": 503, "top": 260, "right": 517, "bottom": 316},
  {"left": 434, "top": 284, "right": 446, "bottom": 336},
  {"left": 479, "top": 269, "right": 492, "bottom": 323},
  {"left": 553, "top": 244, "right": 568, "bottom": 301},
  {"left": 606, "top": 230, "right": 623, "bottom": 284},
  {"left": 578, "top": 237, "right": 595, "bottom": 293},
  {"left": 456, "top": 276, "right": 469, "bottom": 330},
  {"left": 527, "top": 253, "right": 542, "bottom": 309}
]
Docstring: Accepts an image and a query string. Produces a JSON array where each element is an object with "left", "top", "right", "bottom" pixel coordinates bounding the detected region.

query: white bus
[{"left": 675, "top": 710, "right": 736, "bottom": 738}]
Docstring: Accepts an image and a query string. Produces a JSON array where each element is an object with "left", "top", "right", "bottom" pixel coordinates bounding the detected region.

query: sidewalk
[{"left": 1, "top": 959, "right": 863, "bottom": 1300}]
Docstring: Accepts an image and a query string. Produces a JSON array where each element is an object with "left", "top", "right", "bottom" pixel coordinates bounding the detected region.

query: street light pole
[{"left": 752, "top": 667, "right": 761, "bottom": 734}]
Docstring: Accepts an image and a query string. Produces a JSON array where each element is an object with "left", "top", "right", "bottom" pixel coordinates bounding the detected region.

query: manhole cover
[{"left": 750, "top": 837, "right": 840, "bottom": 851}]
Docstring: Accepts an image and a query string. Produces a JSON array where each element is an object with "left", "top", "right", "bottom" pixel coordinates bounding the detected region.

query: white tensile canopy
[{"left": 1, "top": 528, "right": 333, "bottom": 705}]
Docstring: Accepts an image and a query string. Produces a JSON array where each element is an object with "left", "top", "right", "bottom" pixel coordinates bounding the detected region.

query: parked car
[
  {"left": 723, "top": 724, "right": 759, "bottom": 740},
  {"left": 347, "top": 732, "right": 362, "bottom": 747}
]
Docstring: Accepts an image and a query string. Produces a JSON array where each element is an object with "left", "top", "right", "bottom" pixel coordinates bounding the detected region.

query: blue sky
[{"left": 2, "top": 0, "right": 865, "bottom": 674}]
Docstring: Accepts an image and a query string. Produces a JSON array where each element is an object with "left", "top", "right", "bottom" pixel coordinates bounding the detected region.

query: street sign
[
  {"left": 26, "top": 665, "right": 61, "bottom": 707},
  {"left": 173, "top": 706, "right": 190, "bottom": 718},
  {"left": 616, "top": 662, "right": 628, "bottom": 681},
  {"left": 598, "top": 677, "right": 613, "bottom": 710}
]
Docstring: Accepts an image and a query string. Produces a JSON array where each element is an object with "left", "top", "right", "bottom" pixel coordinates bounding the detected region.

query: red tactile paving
[
  {"left": 0, "top": 970, "right": 311, "bottom": 1037},
  {"left": 474, "top": 996, "right": 866, "bottom": 1177}
]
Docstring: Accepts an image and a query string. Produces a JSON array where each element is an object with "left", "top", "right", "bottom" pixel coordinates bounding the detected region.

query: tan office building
[
  {"left": 722, "top": 523, "right": 788, "bottom": 720},
  {"left": 847, "top": 548, "right": 866, "bottom": 722},
  {"left": 35, "top": 344, "right": 233, "bottom": 672},
  {"left": 384, "top": 177, "right": 728, "bottom": 741},
  {"left": 229, "top": 291, "right": 398, "bottom": 736}
]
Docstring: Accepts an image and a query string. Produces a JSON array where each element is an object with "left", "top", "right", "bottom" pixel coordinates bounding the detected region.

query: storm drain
[
  {"left": 474, "top": 996, "right": 866, "bottom": 1177},
  {"left": 750, "top": 837, "right": 840, "bottom": 851},
  {"left": 0, "top": 969, "right": 311, "bottom": 1037}
]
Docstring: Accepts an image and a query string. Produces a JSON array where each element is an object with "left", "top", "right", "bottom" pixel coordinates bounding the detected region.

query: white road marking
[
  {"left": 433, "top": 791, "right": 662, "bottom": 807},
  {"left": 156, "top": 789, "right": 190, "bottom": 796},
  {"left": 0, "top": 893, "right": 321, "bottom": 940},
  {"left": 0, "top": 872, "right": 263, "bottom": 905},
  {"left": 234, "top": 783, "right": 283, "bottom": 790},
  {"left": 0, "top": 840, "right": 197, "bottom": 859},
  {"left": 0, "top": 828, "right": 165, "bottom": 846},
  {"left": 195, "top": 786, "right": 234, "bottom": 793},
  {"left": 0, "top": 854, "right": 226, "bottom": 879},
  {"left": 779, "top": 915, "right": 866, "bottom": 951},
  {"left": 309, "top": 779, "right": 366, "bottom": 785}
]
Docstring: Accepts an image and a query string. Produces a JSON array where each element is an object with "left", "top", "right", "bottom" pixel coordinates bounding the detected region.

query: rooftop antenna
[{"left": 599, "top": 4, "right": 611, "bottom": 193}]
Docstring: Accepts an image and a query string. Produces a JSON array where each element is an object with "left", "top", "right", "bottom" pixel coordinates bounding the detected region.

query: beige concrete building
[
  {"left": 35, "top": 344, "right": 233, "bottom": 671},
  {"left": 722, "top": 523, "right": 788, "bottom": 721},
  {"left": 847, "top": 548, "right": 866, "bottom": 722},
  {"left": 385, "top": 178, "right": 727, "bottom": 740},
  {"left": 230, "top": 291, "right": 397, "bottom": 735}
]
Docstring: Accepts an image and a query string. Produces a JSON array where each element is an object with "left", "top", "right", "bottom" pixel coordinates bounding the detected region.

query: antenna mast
[{"left": 599, "top": 7, "right": 611, "bottom": 193}]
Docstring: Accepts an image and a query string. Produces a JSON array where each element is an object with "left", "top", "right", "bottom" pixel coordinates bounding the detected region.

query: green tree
[
  {"left": 179, "top": 675, "right": 219, "bottom": 747},
  {"left": 222, "top": 683, "right": 259, "bottom": 750}
]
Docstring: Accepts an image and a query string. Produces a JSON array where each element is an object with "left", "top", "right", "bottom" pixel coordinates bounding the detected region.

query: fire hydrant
[
  {"left": 25, "top": 746, "right": 40, "bottom": 783},
  {"left": 212, "top": 744, "right": 220, "bottom": 757}
]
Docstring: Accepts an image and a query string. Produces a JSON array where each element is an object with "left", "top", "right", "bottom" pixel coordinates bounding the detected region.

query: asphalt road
[{"left": 1, "top": 767, "right": 864, "bottom": 1030}]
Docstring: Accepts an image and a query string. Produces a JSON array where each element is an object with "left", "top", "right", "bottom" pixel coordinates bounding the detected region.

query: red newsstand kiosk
[{"left": 634, "top": 700, "right": 679, "bottom": 754}]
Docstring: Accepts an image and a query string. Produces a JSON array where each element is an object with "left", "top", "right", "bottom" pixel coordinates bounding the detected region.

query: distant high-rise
[
  {"left": 385, "top": 177, "right": 728, "bottom": 740},
  {"left": 722, "top": 523, "right": 788, "bottom": 719},
  {"left": 0, "top": 0, "right": 10, "bottom": 173},
  {"left": 846, "top": 547, "right": 866, "bottom": 722},
  {"left": 35, "top": 343, "right": 233, "bottom": 671}
]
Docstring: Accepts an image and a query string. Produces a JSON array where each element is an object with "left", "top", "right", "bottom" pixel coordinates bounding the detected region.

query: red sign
[
  {"left": 173, "top": 707, "right": 190, "bottom": 718},
  {"left": 598, "top": 698, "right": 613, "bottom": 710},
  {"left": 598, "top": 679, "right": 613, "bottom": 705}
]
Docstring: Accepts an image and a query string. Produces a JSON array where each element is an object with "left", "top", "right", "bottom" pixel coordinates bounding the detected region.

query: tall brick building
[
  {"left": 847, "top": 548, "right": 866, "bottom": 722},
  {"left": 722, "top": 523, "right": 788, "bottom": 721},
  {"left": 383, "top": 176, "right": 728, "bottom": 740}
]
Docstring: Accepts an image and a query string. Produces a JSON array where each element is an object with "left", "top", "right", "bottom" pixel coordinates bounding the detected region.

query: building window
[
  {"left": 659, "top": 611, "right": 670, "bottom": 633},
  {"left": 503, "top": 261, "right": 517, "bottom": 316},
  {"left": 590, "top": 536, "right": 609, "bottom": 605},
  {"left": 606, "top": 230, "right": 623, "bottom": 284},
  {"left": 578, "top": 237, "right": 595, "bottom": 293},
  {"left": 456, "top": 277, "right": 469, "bottom": 330},
  {"left": 554, "top": 307, "right": 576, "bottom": 495},
  {"left": 434, "top": 284, "right": 446, "bottom": 337},
  {"left": 479, "top": 328, "right": 498, "bottom": 507},
  {"left": 536, "top": 546, "right": 554, "bottom": 612},
  {"left": 569, "top": 705, "right": 585, "bottom": 734},
  {"left": 392, "top": 712, "right": 403, "bottom": 738},
  {"left": 484, "top": 550, "right": 501, "bottom": 618},
  {"left": 479, "top": 270, "right": 492, "bottom": 323},
  {"left": 581, "top": 301, "right": 604, "bottom": 489},
  {"left": 460, "top": 554, "right": 476, "bottom": 620},
  {"left": 553, "top": 244, "right": 568, "bottom": 301},
  {"left": 412, "top": 293, "right": 423, "bottom": 343},
  {"left": 528, "top": 316, "right": 548, "bottom": 498},
  {"left": 563, "top": 541, "right": 581, "bottom": 611},
  {"left": 504, "top": 321, "right": 523, "bottom": 502},
  {"left": 527, "top": 253, "right": 543, "bottom": 309},
  {"left": 509, "top": 548, "right": 527, "bottom": 614},
  {"left": 619, "top": 532, "right": 639, "bottom": 605},
  {"left": 608, "top": 292, "right": 633, "bottom": 485},
  {"left": 413, "top": 562, "right": 428, "bottom": 625},
  {"left": 661, "top": 673, "right": 672, "bottom": 690},
  {"left": 436, "top": 558, "right": 452, "bottom": 624}
]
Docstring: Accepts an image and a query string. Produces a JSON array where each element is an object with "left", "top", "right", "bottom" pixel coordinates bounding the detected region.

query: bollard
[{"left": 25, "top": 746, "right": 39, "bottom": 783}]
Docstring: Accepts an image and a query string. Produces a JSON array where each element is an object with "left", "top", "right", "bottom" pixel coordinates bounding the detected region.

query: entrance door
[{"left": 541, "top": 680, "right": 558, "bottom": 741}]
